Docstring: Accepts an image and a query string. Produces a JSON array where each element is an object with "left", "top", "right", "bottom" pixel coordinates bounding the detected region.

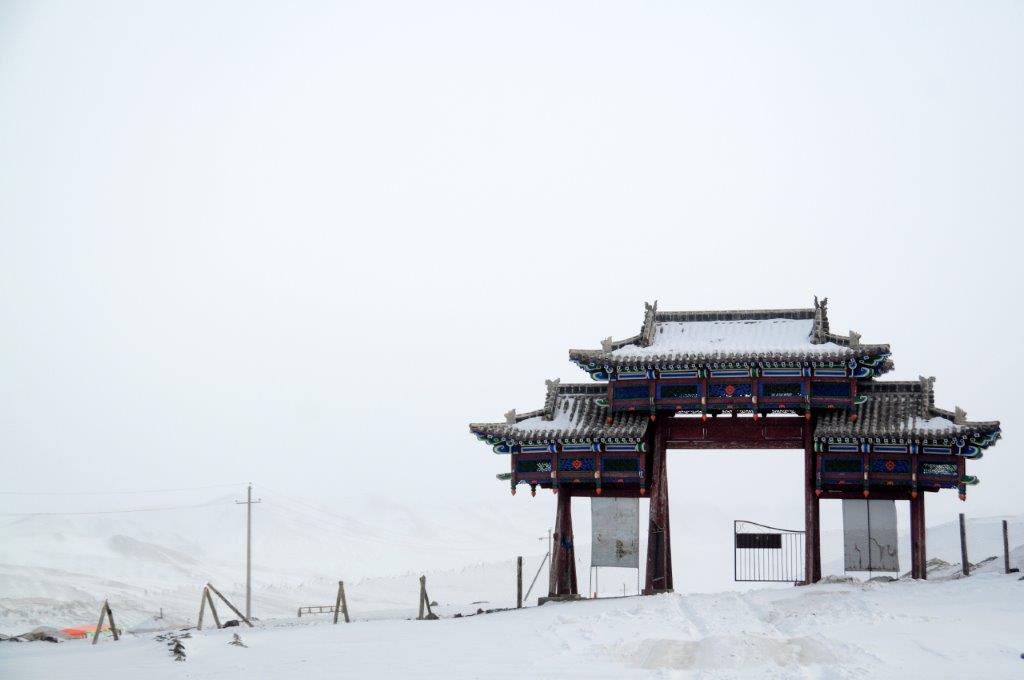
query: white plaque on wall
[
  {"left": 591, "top": 497, "right": 640, "bottom": 568},
  {"left": 842, "top": 499, "right": 899, "bottom": 572}
]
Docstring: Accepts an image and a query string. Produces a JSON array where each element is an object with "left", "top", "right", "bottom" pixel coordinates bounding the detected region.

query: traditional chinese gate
[{"left": 469, "top": 299, "right": 1002, "bottom": 600}]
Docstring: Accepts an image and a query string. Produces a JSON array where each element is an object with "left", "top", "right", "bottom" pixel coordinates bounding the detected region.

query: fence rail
[
  {"left": 734, "top": 520, "right": 805, "bottom": 583},
  {"left": 297, "top": 605, "right": 338, "bottom": 617}
]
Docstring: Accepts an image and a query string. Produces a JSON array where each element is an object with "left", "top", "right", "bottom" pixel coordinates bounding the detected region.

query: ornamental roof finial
[
  {"left": 954, "top": 406, "right": 967, "bottom": 425},
  {"left": 504, "top": 408, "right": 517, "bottom": 424},
  {"left": 812, "top": 295, "right": 830, "bottom": 342},
  {"left": 638, "top": 300, "right": 659, "bottom": 347},
  {"left": 848, "top": 330, "right": 861, "bottom": 348},
  {"left": 542, "top": 378, "right": 562, "bottom": 421},
  {"left": 918, "top": 376, "right": 936, "bottom": 417},
  {"left": 601, "top": 336, "right": 614, "bottom": 352}
]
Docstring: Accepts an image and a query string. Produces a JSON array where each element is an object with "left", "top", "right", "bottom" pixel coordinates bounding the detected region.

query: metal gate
[{"left": 734, "top": 520, "right": 805, "bottom": 583}]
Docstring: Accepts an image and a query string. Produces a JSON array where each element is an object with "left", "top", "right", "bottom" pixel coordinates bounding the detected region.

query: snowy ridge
[
  {"left": 0, "top": 489, "right": 559, "bottom": 634},
  {"left": 610, "top": 318, "right": 846, "bottom": 358},
  {"left": 511, "top": 394, "right": 585, "bottom": 431}
]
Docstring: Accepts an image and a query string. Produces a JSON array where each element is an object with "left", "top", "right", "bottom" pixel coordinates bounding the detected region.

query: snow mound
[{"left": 619, "top": 633, "right": 865, "bottom": 671}]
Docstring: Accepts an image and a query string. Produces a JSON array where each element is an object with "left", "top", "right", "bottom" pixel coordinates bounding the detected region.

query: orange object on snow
[{"left": 61, "top": 624, "right": 109, "bottom": 639}]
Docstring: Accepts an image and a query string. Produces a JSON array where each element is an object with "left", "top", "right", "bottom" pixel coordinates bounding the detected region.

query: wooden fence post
[
  {"left": 333, "top": 581, "right": 350, "bottom": 624},
  {"left": 207, "top": 583, "right": 253, "bottom": 627},
  {"left": 418, "top": 576, "right": 426, "bottom": 620},
  {"left": 517, "top": 556, "right": 523, "bottom": 609},
  {"left": 207, "top": 588, "right": 222, "bottom": 629},
  {"left": 959, "top": 513, "right": 969, "bottom": 576},
  {"left": 91, "top": 601, "right": 107, "bottom": 645},
  {"left": 198, "top": 588, "right": 208, "bottom": 630},
  {"left": 91, "top": 600, "right": 118, "bottom": 645},
  {"left": 107, "top": 603, "right": 119, "bottom": 641},
  {"left": 197, "top": 587, "right": 220, "bottom": 630},
  {"left": 416, "top": 575, "right": 437, "bottom": 620},
  {"left": 1003, "top": 520, "right": 1011, "bottom": 574}
]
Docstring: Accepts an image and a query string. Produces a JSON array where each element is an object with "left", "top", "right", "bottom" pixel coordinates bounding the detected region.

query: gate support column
[
  {"left": 548, "top": 490, "right": 578, "bottom": 599},
  {"left": 910, "top": 492, "right": 927, "bottom": 579},
  {"left": 803, "top": 426, "right": 821, "bottom": 584},
  {"left": 644, "top": 414, "right": 673, "bottom": 594}
]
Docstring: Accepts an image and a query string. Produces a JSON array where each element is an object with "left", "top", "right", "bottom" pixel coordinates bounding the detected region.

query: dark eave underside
[{"left": 473, "top": 377, "right": 1000, "bottom": 446}]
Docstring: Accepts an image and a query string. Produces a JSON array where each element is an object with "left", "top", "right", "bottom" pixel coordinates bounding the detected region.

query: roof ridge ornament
[
  {"left": 811, "top": 295, "right": 830, "bottom": 344},
  {"left": 504, "top": 408, "right": 517, "bottom": 425},
  {"left": 848, "top": 330, "right": 861, "bottom": 349},
  {"left": 918, "top": 375, "right": 936, "bottom": 418},
  {"left": 601, "top": 336, "right": 614, "bottom": 352},
  {"left": 954, "top": 406, "right": 967, "bottom": 426},
  {"left": 542, "top": 378, "right": 562, "bottom": 421},
  {"left": 638, "top": 300, "right": 658, "bottom": 347}
]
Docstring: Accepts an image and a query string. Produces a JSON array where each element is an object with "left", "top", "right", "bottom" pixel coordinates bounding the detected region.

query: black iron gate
[{"left": 734, "top": 520, "right": 805, "bottom": 583}]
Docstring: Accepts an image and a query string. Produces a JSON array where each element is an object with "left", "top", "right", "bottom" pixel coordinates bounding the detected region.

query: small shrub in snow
[{"left": 155, "top": 631, "right": 189, "bottom": 662}]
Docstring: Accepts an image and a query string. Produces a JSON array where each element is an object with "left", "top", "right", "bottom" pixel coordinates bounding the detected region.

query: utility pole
[
  {"left": 524, "top": 531, "right": 554, "bottom": 602},
  {"left": 542, "top": 529, "right": 552, "bottom": 587},
  {"left": 235, "top": 483, "right": 262, "bottom": 619}
]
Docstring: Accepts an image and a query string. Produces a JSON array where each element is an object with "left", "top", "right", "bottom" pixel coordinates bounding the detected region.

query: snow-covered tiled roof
[
  {"left": 569, "top": 299, "right": 891, "bottom": 370},
  {"left": 814, "top": 378, "right": 1000, "bottom": 442},
  {"left": 469, "top": 382, "right": 649, "bottom": 445},
  {"left": 609, "top": 317, "right": 846, "bottom": 359}
]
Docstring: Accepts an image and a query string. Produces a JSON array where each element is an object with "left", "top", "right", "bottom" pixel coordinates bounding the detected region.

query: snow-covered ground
[
  {"left": 2, "top": 482, "right": 1021, "bottom": 635},
  {"left": 3, "top": 567, "right": 1022, "bottom": 679},
  {"left": 4, "top": 485, "right": 1023, "bottom": 677}
]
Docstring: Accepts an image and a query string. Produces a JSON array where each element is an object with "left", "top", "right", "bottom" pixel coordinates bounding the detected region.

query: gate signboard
[
  {"left": 842, "top": 499, "right": 899, "bottom": 573},
  {"left": 591, "top": 497, "right": 639, "bottom": 568}
]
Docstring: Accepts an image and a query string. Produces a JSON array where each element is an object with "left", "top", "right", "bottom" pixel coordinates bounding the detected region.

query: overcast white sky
[{"left": 1, "top": 1, "right": 1022, "bottom": 536}]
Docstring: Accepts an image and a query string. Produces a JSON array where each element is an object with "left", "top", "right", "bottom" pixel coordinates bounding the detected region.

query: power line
[
  {"left": 0, "top": 482, "right": 246, "bottom": 496},
  {"left": 0, "top": 499, "right": 235, "bottom": 516},
  {"left": 258, "top": 487, "right": 488, "bottom": 552}
]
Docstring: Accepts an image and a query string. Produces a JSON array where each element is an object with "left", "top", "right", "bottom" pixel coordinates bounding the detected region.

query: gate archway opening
[{"left": 665, "top": 442, "right": 804, "bottom": 592}]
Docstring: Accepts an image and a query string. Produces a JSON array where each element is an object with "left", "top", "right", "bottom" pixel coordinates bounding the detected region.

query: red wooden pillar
[
  {"left": 549, "top": 490, "right": 578, "bottom": 597},
  {"left": 919, "top": 493, "right": 927, "bottom": 579},
  {"left": 910, "top": 495, "right": 920, "bottom": 579},
  {"left": 803, "top": 423, "right": 821, "bottom": 584},
  {"left": 644, "top": 414, "right": 673, "bottom": 594},
  {"left": 910, "top": 492, "right": 927, "bottom": 579}
]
